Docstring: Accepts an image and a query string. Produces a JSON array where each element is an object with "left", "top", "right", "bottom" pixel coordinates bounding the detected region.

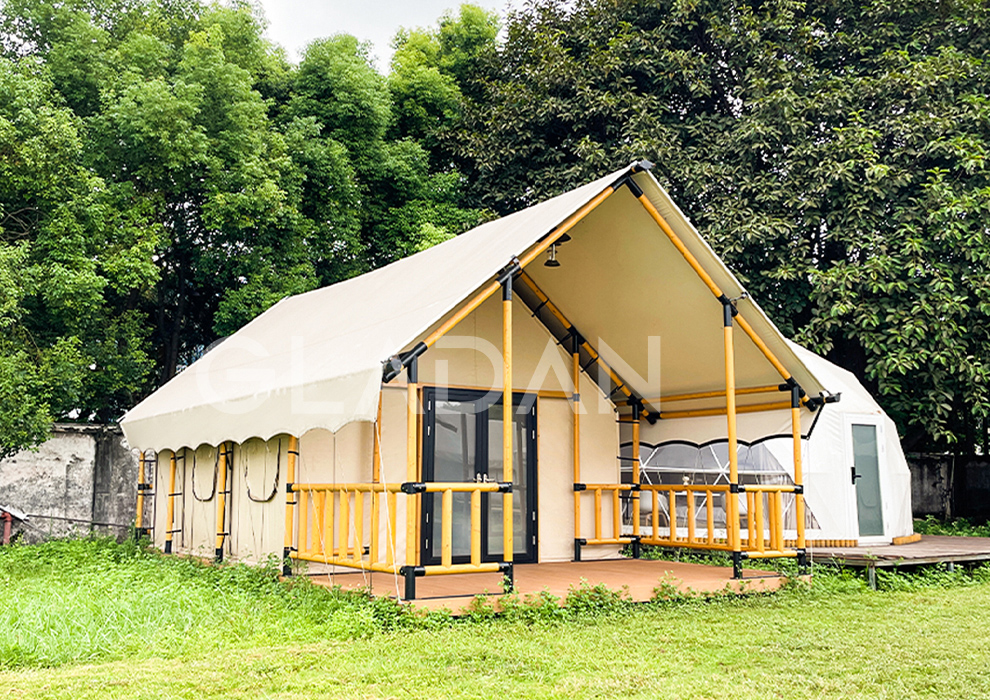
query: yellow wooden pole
[
  {"left": 471, "top": 488, "right": 481, "bottom": 565},
  {"left": 214, "top": 443, "right": 228, "bottom": 562},
  {"left": 686, "top": 487, "right": 695, "bottom": 544},
  {"left": 386, "top": 491, "right": 397, "bottom": 568},
  {"left": 659, "top": 402, "right": 792, "bottom": 420},
  {"left": 792, "top": 387, "right": 807, "bottom": 559},
  {"left": 611, "top": 488, "right": 621, "bottom": 539},
  {"left": 502, "top": 277, "right": 514, "bottom": 566},
  {"left": 405, "top": 361, "right": 419, "bottom": 570},
  {"left": 371, "top": 393, "right": 382, "bottom": 564},
  {"left": 594, "top": 488, "right": 602, "bottom": 540},
  {"left": 633, "top": 189, "right": 796, "bottom": 384},
  {"left": 313, "top": 490, "right": 325, "bottom": 555},
  {"left": 631, "top": 403, "right": 641, "bottom": 549},
  {"left": 283, "top": 435, "right": 298, "bottom": 575},
  {"left": 652, "top": 489, "right": 659, "bottom": 539},
  {"left": 572, "top": 336, "right": 582, "bottom": 550},
  {"left": 298, "top": 489, "right": 309, "bottom": 557},
  {"left": 755, "top": 492, "right": 765, "bottom": 553},
  {"left": 323, "top": 489, "right": 334, "bottom": 558},
  {"left": 339, "top": 490, "right": 350, "bottom": 561},
  {"left": 706, "top": 491, "right": 715, "bottom": 545},
  {"left": 353, "top": 491, "right": 364, "bottom": 563},
  {"left": 164, "top": 452, "right": 177, "bottom": 553},
  {"left": 723, "top": 304, "right": 742, "bottom": 577},
  {"left": 441, "top": 488, "right": 453, "bottom": 568}
]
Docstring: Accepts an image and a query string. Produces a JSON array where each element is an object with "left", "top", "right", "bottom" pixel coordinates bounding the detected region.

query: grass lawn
[{"left": 3, "top": 538, "right": 990, "bottom": 699}]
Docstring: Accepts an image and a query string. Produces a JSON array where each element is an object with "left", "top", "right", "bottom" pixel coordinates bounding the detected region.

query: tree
[{"left": 451, "top": 0, "right": 990, "bottom": 451}]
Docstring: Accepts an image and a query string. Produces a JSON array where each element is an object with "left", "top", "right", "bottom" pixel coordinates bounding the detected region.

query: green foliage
[
  {"left": 452, "top": 0, "right": 990, "bottom": 451},
  {"left": 0, "top": 0, "right": 485, "bottom": 454},
  {"left": 914, "top": 516, "right": 990, "bottom": 538}
]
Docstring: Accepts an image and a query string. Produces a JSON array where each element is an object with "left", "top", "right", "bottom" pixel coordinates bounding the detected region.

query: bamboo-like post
[
  {"left": 323, "top": 490, "right": 337, "bottom": 556},
  {"left": 572, "top": 332, "right": 582, "bottom": 551},
  {"left": 471, "top": 488, "right": 481, "bottom": 565},
  {"left": 686, "top": 488, "right": 696, "bottom": 543},
  {"left": 298, "top": 489, "right": 309, "bottom": 557},
  {"left": 214, "top": 443, "right": 229, "bottom": 562},
  {"left": 723, "top": 303, "right": 742, "bottom": 577},
  {"left": 502, "top": 276, "right": 514, "bottom": 565},
  {"left": 668, "top": 489, "right": 676, "bottom": 540},
  {"left": 631, "top": 401, "right": 641, "bottom": 552},
  {"left": 612, "top": 488, "right": 621, "bottom": 539},
  {"left": 371, "top": 393, "right": 382, "bottom": 564},
  {"left": 594, "top": 488, "right": 602, "bottom": 540},
  {"left": 791, "top": 386, "right": 807, "bottom": 558},
  {"left": 339, "top": 490, "right": 350, "bottom": 561},
  {"left": 405, "top": 359, "right": 419, "bottom": 570},
  {"left": 314, "top": 491, "right": 326, "bottom": 555},
  {"left": 164, "top": 453, "right": 177, "bottom": 553},
  {"left": 441, "top": 489, "right": 453, "bottom": 568},
  {"left": 652, "top": 489, "right": 659, "bottom": 539},
  {"left": 135, "top": 451, "right": 146, "bottom": 537},
  {"left": 755, "top": 492, "right": 765, "bottom": 553},
  {"left": 746, "top": 490, "right": 756, "bottom": 549},
  {"left": 283, "top": 435, "right": 298, "bottom": 575},
  {"left": 706, "top": 490, "right": 715, "bottom": 544},
  {"left": 353, "top": 491, "right": 364, "bottom": 563},
  {"left": 386, "top": 491, "right": 397, "bottom": 568}
]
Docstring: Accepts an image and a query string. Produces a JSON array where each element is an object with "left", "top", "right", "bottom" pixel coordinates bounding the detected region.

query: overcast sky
[{"left": 256, "top": 0, "right": 516, "bottom": 70}]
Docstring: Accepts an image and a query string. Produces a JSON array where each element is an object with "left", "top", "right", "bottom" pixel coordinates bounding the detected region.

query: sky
[{"left": 256, "top": 0, "right": 516, "bottom": 71}]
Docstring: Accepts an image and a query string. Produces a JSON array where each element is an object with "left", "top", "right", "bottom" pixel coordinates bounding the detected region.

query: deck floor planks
[
  {"left": 305, "top": 558, "right": 785, "bottom": 612},
  {"left": 813, "top": 535, "right": 990, "bottom": 568}
]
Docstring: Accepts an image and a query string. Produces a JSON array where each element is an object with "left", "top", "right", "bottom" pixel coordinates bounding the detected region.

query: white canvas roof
[{"left": 121, "top": 165, "right": 830, "bottom": 451}]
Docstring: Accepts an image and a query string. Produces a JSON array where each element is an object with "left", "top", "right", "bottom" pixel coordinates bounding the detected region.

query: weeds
[{"left": 914, "top": 515, "right": 990, "bottom": 538}]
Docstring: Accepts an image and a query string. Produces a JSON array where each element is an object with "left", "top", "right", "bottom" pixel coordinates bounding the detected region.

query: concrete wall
[
  {"left": 0, "top": 425, "right": 139, "bottom": 542},
  {"left": 908, "top": 453, "right": 990, "bottom": 522}
]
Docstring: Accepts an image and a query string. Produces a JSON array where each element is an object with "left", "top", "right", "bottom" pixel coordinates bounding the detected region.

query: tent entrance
[
  {"left": 421, "top": 387, "right": 538, "bottom": 565},
  {"left": 850, "top": 419, "right": 884, "bottom": 537}
]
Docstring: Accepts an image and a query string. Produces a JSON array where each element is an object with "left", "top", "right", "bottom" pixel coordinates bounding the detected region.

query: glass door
[{"left": 421, "top": 388, "right": 537, "bottom": 564}]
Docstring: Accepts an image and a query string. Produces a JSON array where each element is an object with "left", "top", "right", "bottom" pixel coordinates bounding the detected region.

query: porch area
[{"left": 307, "top": 558, "right": 787, "bottom": 612}]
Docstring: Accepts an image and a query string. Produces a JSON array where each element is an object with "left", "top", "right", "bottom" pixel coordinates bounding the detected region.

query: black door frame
[{"left": 421, "top": 387, "right": 538, "bottom": 565}]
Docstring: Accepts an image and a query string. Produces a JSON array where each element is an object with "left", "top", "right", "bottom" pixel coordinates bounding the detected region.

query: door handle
[{"left": 851, "top": 467, "right": 862, "bottom": 485}]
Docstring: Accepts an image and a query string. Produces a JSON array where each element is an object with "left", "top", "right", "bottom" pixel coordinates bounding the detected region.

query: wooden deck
[
  {"left": 306, "top": 558, "right": 785, "bottom": 612},
  {"left": 814, "top": 535, "right": 990, "bottom": 568}
]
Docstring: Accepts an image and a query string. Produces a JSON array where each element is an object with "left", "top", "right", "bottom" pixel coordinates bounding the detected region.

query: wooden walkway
[
  {"left": 306, "top": 558, "right": 785, "bottom": 612},
  {"left": 813, "top": 535, "right": 990, "bottom": 587},
  {"left": 814, "top": 535, "right": 990, "bottom": 567}
]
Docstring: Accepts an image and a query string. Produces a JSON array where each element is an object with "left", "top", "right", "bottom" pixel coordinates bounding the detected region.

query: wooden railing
[
  {"left": 574, "top": 483, "right": 637, "bottom": 549},
  {"left": 289, "top": 481, "right": 508, "bottom": 576},
  {"left": 637, "top": 483, "right": 801, "bottom": 558},
  {"left": 639, "top": 484, "right": 732, "bottom": 551}
]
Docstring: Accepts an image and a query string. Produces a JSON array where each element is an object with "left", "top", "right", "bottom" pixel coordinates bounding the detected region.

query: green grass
[{"left": 3, "top": 537, "right": 990, "bottom": 699}]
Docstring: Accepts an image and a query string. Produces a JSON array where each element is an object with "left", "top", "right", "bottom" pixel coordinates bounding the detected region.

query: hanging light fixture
[{"left": 545, "top": 243, "right": 561, "bottom": 267}]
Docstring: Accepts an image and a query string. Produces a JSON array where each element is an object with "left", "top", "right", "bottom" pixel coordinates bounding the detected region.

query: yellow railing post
[
  {"left": 471, "top": 489, "right": 481, "bottom": 565},
  {"left": 371, "top": 393, "right": 381, "bottom": 565},
  {"left": 298, "top": 489, "right": 309, "bottom": 557},
  {"left": 502, "top": 273, "right": 514, "bottom": 582},
  {"left": 402, "top": 357, "right": 420, "bottom": 600},
  {"left": 441, "top": 488, "right": 453, "bottom": 568},
  {"left": 791, "top": 385, "right": 807, "bottom": 569},
  {"left": 572, "top": 331, "right": 582, "bottom": 559},
  {"left": 214, "top": 443, "right": 229, "bottom": 562},
  {"left": 164, "top": 452, "right": 177, "bottom": 553},
  {"left": 283, "top": 436, "right": 298, "bottom": 575},
  {"left": 631, "top": 401, "right": 641, "bottom": 557}
]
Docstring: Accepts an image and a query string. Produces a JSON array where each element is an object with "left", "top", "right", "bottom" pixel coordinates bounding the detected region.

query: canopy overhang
[{"left": 121, "top": 164, "right": 829, "bottom": 452}]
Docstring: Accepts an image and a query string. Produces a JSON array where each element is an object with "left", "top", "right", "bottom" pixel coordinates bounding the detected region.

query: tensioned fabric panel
[{"left": 122, "top": 166, "right": 831, "bottom": 452}]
